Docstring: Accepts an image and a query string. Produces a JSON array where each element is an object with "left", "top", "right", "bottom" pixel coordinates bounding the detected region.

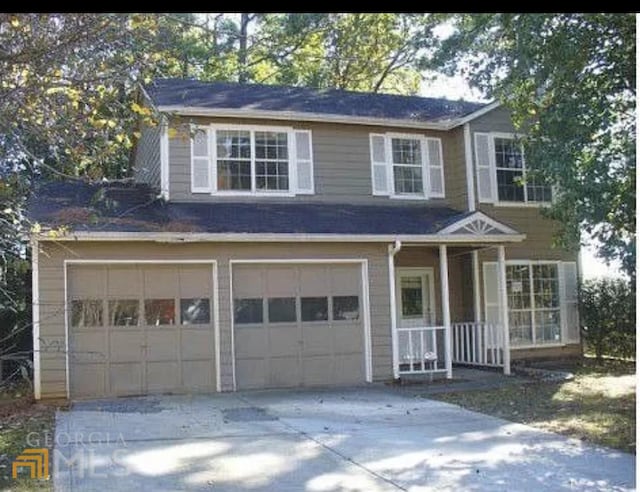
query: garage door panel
[
  {"left": 233, "top": 268, "right": 263, "bottom": 298},
  {"left": 268, "top": 326, "right": 300, "bottom": 357},
  {"left": 234, "top": 263, "right": 366, "bottom": 390},
  {"left": 179, "top": 266, "right": 212, "bottom": 298},
  {"left": 182, "top": 360, "right": 214, "bottom": 390},
  {"left": 110, "top": 363, "right": 143, "bottom": 395},
  {"left": 181, "top": 330, "right": 216, "bottom": 360},
  {"left": 269, "top": 357, "right": 300, "bottom": 387},
  {"left": 69, "top": 266, "right": 105, "bottom": 298},
  {"left": 234, "top": 327, "right": 266, "bottom": 359},
  {"left": 147, "top": 361, "right": 179, "bottom": 392},
  {"left": 71, "top": 363, "right": 106, "bottom": 398},
  {"left": 68, "top": 263, "right": 216, "bottom": 398},
  {"left": 143, "top": 267, "right": 179, "bottom": 298},
  {"left": 330, "top": 266, "right": 360, "bottom": 296},
  {"left": 107, "top": 267, "right": 141, "bottom": 297},
  {"left": 302, "top": 356, "right": 334, "bottom": 386},
  {"left": 70, "top": 332, "right": 107, "bottom": 364},
  {"left": 109, "top": 331, "right": 145, "bottom": 362},
  {"left": 302, "top": 325, "right": 333, "bottom": 356},
  {"left": 299, "top": 267, "right": 330, "bottom": 296},
  {"left": 333, "top": 354, "right": 364, "bottom": 384},
  {"left": 235, "top": 359, "right": 267, "bottom": 390},
  {"left": 146, "top": 331, "right": 179, "bottom": 361},
  {"left": 266, "top": 268, "right": 297, "bottom": 297},
  {"left": 334, "top": 325, "right": 363, "bottom": 354}
]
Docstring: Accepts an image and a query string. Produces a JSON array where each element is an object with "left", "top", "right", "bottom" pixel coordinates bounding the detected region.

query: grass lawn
[
  {"left": 0, "top": 384, "right": 60, "bottom": 491},
  {"left": 430, "top": 358, "right": 636, "bottom": 453}
]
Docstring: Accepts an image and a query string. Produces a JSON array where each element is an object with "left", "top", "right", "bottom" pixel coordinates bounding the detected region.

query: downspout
[{"left": 388, "top": 240, "right": 402, "bottom": 379}]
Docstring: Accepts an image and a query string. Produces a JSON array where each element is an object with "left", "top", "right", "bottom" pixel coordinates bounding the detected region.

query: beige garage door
[
  {"left": 233, "top": 264, "right": 365, "bottom": 390},
  {"left": 68, "top": 264, "right": 216, "bottom": 398}
]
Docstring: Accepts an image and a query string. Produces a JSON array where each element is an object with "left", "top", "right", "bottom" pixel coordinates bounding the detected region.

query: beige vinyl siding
[
  {"left": 165, "top": 116, "right": 464, "bottom": 207},
  {"left": 133, "top": 124, "right": 162, "bottom": 188},
  {"left": 441, "top": 127, "right": 468, "bottom": 210},
  {"left": 36, "top": 240, "right": 392, "bottom": 398}
]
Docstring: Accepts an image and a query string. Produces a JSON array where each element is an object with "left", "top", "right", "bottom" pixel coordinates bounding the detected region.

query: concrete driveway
[{"left": 54, "top": 387, "right": 635, "bottom": 491}]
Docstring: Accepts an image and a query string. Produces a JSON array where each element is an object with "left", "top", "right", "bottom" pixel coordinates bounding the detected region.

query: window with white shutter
[
  {"left": 189, "top": 124, "right": 314, "bottom": 196},
  {"left": 191, "top": 126, "right": 212, "bottom": 193},
  {"left": 369, "top": 133, "right": 444, "bottom": 199},
  {"left": 294, "top": 130, "right": 314, "bottom": 194}
]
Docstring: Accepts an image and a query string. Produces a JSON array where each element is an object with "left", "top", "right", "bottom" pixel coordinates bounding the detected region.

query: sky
[{"left": 421, "top": 74, "right": 624, "bottom": 280}]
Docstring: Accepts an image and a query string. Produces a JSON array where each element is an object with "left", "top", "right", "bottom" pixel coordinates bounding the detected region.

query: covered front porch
[{"left": 388, "top": 212, "right": 522, "bottom": 381}]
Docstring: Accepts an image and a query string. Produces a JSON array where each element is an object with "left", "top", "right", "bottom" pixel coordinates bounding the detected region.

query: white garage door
[
  {"left": 233, "top": 264, "right": 366, "bottom": 390},
  {"left": 67, "top": 263, "right": 216, "bottom": 398}
]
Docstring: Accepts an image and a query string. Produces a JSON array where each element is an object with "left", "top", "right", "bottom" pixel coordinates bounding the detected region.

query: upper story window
[
  {"left": 475, "top": 133, "right": 553, "bottom": 205},
  {"left": 191, "top": 124, "right": 313, "bottom": 196},
  {"left": 370, "top": 133, "right": 444, "bottom": 199}
]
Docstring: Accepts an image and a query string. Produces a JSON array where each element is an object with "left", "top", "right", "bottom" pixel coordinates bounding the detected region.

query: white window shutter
[
  {"left": 191, "top": 126, "right": 211, "bottom": 193},
  {"left": 483, "top": 262, "right": 501, "bottom": 325},
  {"left": 426, "top": 137, "right": 445, "bottom": 198},
  {"left": 559, "top": 262, "right": 580, "bottom": 343},
  {"left": 370, "top": 134, "right": 390, "bottom": 195},
  {"left": 483, "top": 262, "right": 503, "bottom": 349},
  {"left": 474, "top": 133, "right": 496, "bottom": 203},
  {"left": 294, "top": 130, "right": 314, "bottom": 194}
]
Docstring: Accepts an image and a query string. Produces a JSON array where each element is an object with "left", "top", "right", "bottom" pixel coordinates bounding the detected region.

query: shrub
[{"left": 580, "top": 277, "right": 635, "bottom": 360}]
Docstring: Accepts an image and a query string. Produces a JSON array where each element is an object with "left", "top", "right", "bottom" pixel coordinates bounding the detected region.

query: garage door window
[
  {"left": 268, "top": 297, "right": 296, "bottom": 323},
  {"left": 235, "top": 298, "right": 263, "bottom": 324},
  {"left": 301, "top": 297, "right": 328, "bottom": 322},
  {"left": 180, "top": 298, "right": 210, "bottom": 325},
  {"left": 332, "top": 296, "right": 360, "bottom": 321},
  {"left": 144, "top": 299, "right": 176, "bottom": 325},
  {"left": 71, "top": 300, "right": 103, "bottom": 327},
  {"left": 109, "top": 300, "right": 140, "bottom": 326}
]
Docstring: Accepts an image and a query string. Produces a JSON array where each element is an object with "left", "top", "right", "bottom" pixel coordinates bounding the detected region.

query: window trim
[
  {"left": 388, "top": 132, "right": 428, "bottom": 199},
  {"left": 192, "top": 123, "right": 298, "bottom": 197},
  {"left": 505, "top": 260, "right": 561, "bottom": 347},
  {"left": 490, "top": 132, "right": 553, "bottom": 206}
]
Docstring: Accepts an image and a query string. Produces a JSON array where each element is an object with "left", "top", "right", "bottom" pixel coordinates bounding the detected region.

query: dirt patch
[{"left": 0, "top": 389, "right": 66, "bottom": 491}]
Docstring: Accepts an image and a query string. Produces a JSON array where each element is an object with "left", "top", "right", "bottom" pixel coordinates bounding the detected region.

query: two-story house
[{"left": 29, "top": 79, "right": 580, "bottom": 400}]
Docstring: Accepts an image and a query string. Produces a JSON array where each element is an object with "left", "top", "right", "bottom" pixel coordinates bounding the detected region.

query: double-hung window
[
  {"left": 370, "top": 133, "right": 444, "bottom": 199},
  {"left": 190, "top": 125, "right": 314, "bottom": 195},
  {"left": 475, "top": 133, "right": 553, "bottom": 204}
]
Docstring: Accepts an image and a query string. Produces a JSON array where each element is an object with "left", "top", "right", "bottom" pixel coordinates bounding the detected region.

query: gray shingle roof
[
  {"left": 144, "top": 79, "right": 488, "bottom": 123},
  {"left": 28, "top": 181, "right": 471, "bottom": 235}
]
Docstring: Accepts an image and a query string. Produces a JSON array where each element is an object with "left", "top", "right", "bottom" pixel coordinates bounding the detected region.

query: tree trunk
[{"left": 238, "top": 13, "right": 250, "bottom": 83}]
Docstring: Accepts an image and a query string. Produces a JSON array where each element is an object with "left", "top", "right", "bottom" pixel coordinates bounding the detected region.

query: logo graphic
[{"left": 12, "top": 448, "right": 49, "bottom": 480}]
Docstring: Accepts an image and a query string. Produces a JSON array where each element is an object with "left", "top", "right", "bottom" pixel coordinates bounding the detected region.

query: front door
[
  {"left": 396, "top": 268, "right": 436, "bottom": 328},
  {"left": 395, "top": 268, "right": 437, "bottom": 370}
]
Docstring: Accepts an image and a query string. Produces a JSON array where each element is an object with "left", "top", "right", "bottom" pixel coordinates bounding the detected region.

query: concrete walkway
[{"left": 54, "top": 387, "right": 635, "bottom": 491}]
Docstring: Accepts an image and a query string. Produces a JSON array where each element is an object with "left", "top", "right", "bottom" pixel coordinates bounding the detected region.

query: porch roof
[{"left": 28, "top": 181, "right": 524, "bottom": 242}]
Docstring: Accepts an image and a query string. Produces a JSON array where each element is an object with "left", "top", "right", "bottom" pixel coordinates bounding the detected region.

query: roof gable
[{"left": 437, "top": 211, "right": 518, "bottom": 236}]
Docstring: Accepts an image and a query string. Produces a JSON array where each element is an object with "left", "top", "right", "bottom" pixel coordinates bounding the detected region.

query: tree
[{"left": 432, "top": 14, "right": 636, "bottom": 280}]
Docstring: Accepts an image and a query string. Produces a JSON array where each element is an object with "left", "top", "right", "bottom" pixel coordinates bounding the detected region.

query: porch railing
[
  {"left": 452, "top": 322, "right": 504, "bottom": 368},
  {"left": 397, "top": 326, "right": 447, "bottom": 375}
]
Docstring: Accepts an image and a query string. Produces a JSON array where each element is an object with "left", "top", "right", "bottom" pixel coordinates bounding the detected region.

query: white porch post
[
  {"left": 439, "top": 245, "right": 453, "bottom": 379},
  {"left": 388, "top": 242, "right": 401, "bottom": 379},
  {"left": 497, "top": 245, "right": 511, "bottom": 375}
]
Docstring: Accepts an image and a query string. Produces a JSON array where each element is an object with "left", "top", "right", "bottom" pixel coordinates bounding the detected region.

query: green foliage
[
  {"left": 433, "top": 14, "right": 636, "bottom": 279},
  {"left": 580, "top": 278, "right": 635, "bottom": 361}
]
